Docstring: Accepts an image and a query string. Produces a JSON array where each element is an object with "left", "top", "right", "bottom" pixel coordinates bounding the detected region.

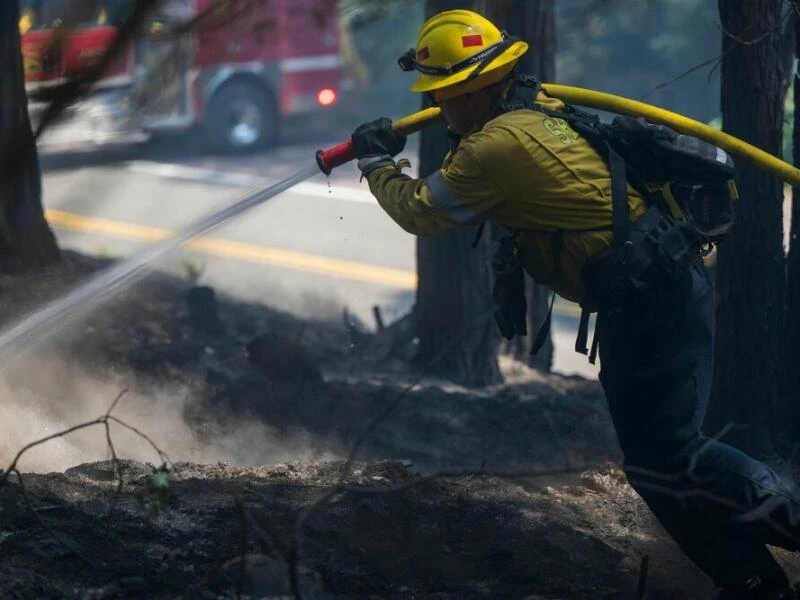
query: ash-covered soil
[
  {"left": 2, "top": 252, "right": 799, "bottom": 599},
  {"left": 1, "top": 459, "right": 719, "bottom": 600}
]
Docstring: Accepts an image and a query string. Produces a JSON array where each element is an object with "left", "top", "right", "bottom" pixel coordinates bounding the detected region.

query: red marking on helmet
[
  {"left": 417, "top": 47, "right": 429, "bottom": 60},
  {"left": 462, "top": 35, "right": 483, "bottom": 48}
]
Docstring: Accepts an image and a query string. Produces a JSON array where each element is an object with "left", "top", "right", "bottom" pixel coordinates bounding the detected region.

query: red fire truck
[{"left": 19, "top": 0, "right": 346, "bottom": 152}]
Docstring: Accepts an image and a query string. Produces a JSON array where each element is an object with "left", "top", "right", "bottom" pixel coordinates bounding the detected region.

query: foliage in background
[
  {"left": 556, "top": 0, "right": 721, "bottom": 122},
  {"left": 340, "top": 0, "right": 424, "bottom": 120}
]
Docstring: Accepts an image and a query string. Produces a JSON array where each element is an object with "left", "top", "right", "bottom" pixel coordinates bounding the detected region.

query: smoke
[{"left": 0, "top": 353, "right": 339, "bottom": 474}]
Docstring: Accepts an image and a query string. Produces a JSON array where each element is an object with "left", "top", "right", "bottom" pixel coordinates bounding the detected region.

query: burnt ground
[{"left": 1, "top": 252, "right": 799, "bottom": 599}]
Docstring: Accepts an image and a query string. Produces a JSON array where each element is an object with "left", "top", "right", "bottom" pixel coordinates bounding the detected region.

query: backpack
[
  {"left": 498, "top": 74, "right": 737, "bottom": 244},
  {"left": 494, "top": 75, "right": 738, "bottom": 362}
]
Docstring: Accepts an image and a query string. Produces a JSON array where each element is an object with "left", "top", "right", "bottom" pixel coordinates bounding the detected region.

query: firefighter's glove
[
  {"left": 352, "top": 118, "right": 407, "bottom": 175},
  {"left": 492, "top": 237, "right": 527, "bottom": 340}
]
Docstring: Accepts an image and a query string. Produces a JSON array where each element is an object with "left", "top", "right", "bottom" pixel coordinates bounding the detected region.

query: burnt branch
[
  {"left": 0, "top": 388, "right": 172, "bottom": 569},
  {"left": 647, "top": 4, "right": 795, "bottom": 97}
]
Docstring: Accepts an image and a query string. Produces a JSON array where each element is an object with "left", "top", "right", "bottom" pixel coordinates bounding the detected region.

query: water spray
[
  {"left": 0, "top": 109, "right": 443, "bottom": 367},
  {"left": 0, "top": 163, "right": 319, "bottom": 367}
]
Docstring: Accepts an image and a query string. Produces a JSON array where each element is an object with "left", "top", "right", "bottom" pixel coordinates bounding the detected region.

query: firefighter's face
[{"left": 436, "top": 89, "right": 494, "bottom": 135}]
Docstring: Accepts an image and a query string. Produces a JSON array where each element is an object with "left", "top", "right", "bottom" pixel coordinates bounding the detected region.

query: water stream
[{"left": 0, "top": 162, "right": 321, "bottom": 368}]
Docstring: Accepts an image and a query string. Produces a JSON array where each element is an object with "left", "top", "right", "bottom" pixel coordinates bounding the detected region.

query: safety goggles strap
[
  {"left": 461, "top": 36, "right": 516, "bottom": 83},
  {"left": 398, "top": 33, "right": 518, "bottom": 77}
]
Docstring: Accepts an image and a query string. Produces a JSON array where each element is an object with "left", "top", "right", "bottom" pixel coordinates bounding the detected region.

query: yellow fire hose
[
  {"left": 545, "top": 84, "right": 800, "bottom": 187},
  {"left": 317, "top": 84, "right": 800, "bottom": 187}
]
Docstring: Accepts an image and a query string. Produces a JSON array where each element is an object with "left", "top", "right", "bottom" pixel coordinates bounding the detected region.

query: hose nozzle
[{"left": 315, "top": 107, "right": 444, "bottom": 174}]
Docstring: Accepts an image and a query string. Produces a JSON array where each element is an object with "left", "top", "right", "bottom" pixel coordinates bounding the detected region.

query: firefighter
[{"left": 350, "top": 9, "right": 800, "bottom": 599}]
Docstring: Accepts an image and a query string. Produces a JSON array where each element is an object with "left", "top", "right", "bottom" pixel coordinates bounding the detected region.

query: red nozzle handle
[
  {"left": 316, "top": 140, "right": 355, "bottom": 176},
  {"left": 316, "top": 107, "right": 444, "bottom": 175}
]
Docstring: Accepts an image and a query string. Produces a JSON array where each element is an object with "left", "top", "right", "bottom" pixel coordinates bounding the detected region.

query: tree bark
[
  {"left": 786, "top": 7, "right": 800, "bottom": 443},
  {"left": 706, "top": 0, "right": 785, "bottom": 456},
  {"left": 414, "top": 0, "right": 501, "bottom": 386},
  {"left": 0, "top": 1, "right": 60, "bottom": 272}
]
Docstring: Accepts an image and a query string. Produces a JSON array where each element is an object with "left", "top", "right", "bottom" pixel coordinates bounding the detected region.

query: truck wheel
[{"left": 206, "top": 82, "right": 277, "bottom": 153}]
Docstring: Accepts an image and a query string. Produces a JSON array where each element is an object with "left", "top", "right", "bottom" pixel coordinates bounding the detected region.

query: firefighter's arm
[{"left": 362, "top": 145, "right": 502, "bottom": 237}]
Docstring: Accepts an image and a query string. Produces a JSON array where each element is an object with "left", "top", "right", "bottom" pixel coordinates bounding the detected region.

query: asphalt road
[{"left": 39, "top": 136, "right": 600, "bottom": 379}]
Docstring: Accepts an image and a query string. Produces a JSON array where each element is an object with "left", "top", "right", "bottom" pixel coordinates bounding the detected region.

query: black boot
[{"left": 716, "top": 575, "right": 798, "bottom": 600}]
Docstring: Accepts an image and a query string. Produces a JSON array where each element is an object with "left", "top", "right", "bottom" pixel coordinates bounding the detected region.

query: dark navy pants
[{"left": 596, "top": 258, "right": 800, "bottom": 588}]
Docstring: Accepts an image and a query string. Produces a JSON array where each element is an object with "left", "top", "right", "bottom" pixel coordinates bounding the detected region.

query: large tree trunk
[
  {"left": 414, "top": 0, "right": 501, "bottom": 386},
  {"left": 786, "top": 8, "right": 800, "bottom": 444},
  {"left": 475, "top": 0, "right": 556, "bottom": 372},
  {"left": 0, "top": 1, "right": 59, "bottom": 272},
  {"left": 706, "top": 0, "right": 785, "bottom": 456}
]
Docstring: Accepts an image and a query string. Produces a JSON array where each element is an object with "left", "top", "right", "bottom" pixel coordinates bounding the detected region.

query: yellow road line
[
  {"left": 44, "top": 209, "right": 418, "bottom": 290},
  {"left": 44, "top": 208, "right": 583, "bottom": 318}
]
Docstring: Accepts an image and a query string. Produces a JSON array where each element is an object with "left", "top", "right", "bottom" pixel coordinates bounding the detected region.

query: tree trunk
[
  {"left": 477, "top": 0, "right": 557, "bottom": 372},
  {"left": 0, "top": 1, "right": 59, "bottom": 272},
  {"left": 414, "top": 0, "right": 501, "bottom": 386},
  {"left": 786, "top": 8, "right": 800, "bottom": 444},
  {"left": 706, "top": 0, "right": 785, "bottom": 456}
]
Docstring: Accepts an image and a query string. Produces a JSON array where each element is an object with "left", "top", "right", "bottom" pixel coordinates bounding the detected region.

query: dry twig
[{"left": 0, "top": 388, "right": 172, "bottom": 570}]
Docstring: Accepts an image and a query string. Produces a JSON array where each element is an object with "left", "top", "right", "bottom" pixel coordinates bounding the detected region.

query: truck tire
[{"left": 205, "top": 81, "right": 278, "bottom": 153}]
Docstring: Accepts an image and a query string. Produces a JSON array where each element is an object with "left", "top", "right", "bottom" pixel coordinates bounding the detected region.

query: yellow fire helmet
[{"left": 398, "top": 10, "right": 528, "bottom": 102}]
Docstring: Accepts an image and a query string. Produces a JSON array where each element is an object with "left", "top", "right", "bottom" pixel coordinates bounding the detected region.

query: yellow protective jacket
[{"left": 364, "top": 93, "right": 648, "bottom": 304}]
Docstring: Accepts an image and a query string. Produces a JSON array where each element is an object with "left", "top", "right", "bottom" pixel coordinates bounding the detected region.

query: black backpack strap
[
  {"left": 529, "top": 230, "right": 564, "bottom": 357},
  {"left": 493, "top": 74, "right": 542, "bottom": 115},
  {"left": 530, "top": 291, "right": 556, "bottom": 357},
  {"left": 530, "top": 100, "right": 601, "bottom": 131},
  {"left": 589, "top": 323, "right": 600, "bottom": 364},
  {"left": 575, "top": 142, "right": 630, "bottom": 361},
  {"left": 575, "top": 306, "right": 601, "bottom": 364},
  {"left": 607, "top": 144, "right": 631, "bottom": 247},
  {"left": 575, "top": 308, "right": 591, "bottom": 355},
  {"left": 471, "top": 222, "right": 486, "bottom": 248}
]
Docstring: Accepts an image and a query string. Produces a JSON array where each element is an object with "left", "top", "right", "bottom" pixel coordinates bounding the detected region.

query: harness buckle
[{"left": 619, "top": 240, "right": 634, "bottom": 266}]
